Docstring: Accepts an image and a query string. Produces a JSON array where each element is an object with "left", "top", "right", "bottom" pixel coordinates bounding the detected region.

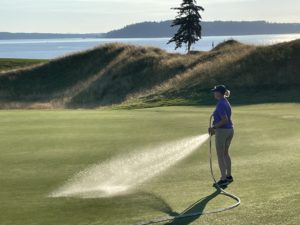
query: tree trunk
[{"left": 188, "top": 41, "right": 191, "bottom": 53}]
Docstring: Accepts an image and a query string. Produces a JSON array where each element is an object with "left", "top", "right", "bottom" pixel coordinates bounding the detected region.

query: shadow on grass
[
  {"left": 135, "top": 191, "right": 180, "bottom": 218},
  {"left": 133, "top": 188, "right": 222, "bottom": 225},
  {"left": 163, "top": 188, "right": 221, "bottom": 225}
]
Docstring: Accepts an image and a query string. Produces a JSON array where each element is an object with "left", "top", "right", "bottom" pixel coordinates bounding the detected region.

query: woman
[{"left": 208, "top": 85, "right": 234, "bottom": 187}]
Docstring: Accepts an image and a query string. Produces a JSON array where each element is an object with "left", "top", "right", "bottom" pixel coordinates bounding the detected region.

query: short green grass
[
  {"left": 0, "top": 104, "right": 299, "bottom": 225},
  {"left": 0, "top": 58, "right": 47, "bottom": 72}
]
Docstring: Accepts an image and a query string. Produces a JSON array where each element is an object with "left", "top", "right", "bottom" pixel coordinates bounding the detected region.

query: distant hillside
[
  {"left": 0, "top": 32, "right": 104, "bottom": 40},
  {"left": 2, "top": 21, "right": 300, "bottom": 40},
  {"left": 0, "top": 39, "right": 299, "bottom": 109},
  {"left": 105, "top": 20, "right": 300, "bottom": 38}
]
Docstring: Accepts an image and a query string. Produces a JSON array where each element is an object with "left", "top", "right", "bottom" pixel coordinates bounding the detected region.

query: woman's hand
[{"left": 208, "top": 127, "right": 216, "bottom": 136}]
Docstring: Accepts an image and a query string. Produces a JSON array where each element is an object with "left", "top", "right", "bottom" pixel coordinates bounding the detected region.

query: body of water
[{"left": 0, "top": 34, "right": 299, "bottom": 59}]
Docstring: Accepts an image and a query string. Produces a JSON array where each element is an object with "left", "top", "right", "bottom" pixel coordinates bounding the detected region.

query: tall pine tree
[{"left": 168, "top": 0, "right": 204, "bottom": 53}]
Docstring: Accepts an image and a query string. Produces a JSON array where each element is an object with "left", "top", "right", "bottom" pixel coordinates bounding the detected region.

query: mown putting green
[
  {"left": 0, "top": 104, "right": 299, "bottom": 225},
  {"left": 0, "top": 58, "right": 47, "bottom": 72}
]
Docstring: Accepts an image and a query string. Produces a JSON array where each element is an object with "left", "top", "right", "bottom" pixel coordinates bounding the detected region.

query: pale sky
[{"left": 1, "top": 0, "right": 300, "bottom": 33}]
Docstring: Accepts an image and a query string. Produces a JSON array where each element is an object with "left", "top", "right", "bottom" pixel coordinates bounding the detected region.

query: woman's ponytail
[{"left": 224, "top": 90, "right": 231, "bottom": 98}]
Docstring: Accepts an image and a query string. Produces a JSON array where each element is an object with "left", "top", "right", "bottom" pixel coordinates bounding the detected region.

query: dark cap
[{"left": 211, "top": 85, "right": 227, "bottom": 95}]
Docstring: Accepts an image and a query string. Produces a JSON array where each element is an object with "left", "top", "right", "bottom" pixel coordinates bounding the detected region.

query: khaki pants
[
  {"left": 215, "top": 128, "right": 234, "bottom": 179},
  {"left": 215, "top": 128, "right": 234, "bottom": 150}
]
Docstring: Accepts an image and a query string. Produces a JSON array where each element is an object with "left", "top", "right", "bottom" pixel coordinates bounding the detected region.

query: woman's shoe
[
  {"left": 213, "top": 179, "right": 229, "bottom": 188},
  {"left": 226, "top": 176, "right": 234, "bottom": 183}
]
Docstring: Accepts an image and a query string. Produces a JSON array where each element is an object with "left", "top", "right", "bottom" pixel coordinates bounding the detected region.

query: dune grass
[
  {"left": 0, "top": 39, "right": 299, "bottom": 109},
  {"left": 0, "top": 104, "right": 299, "bottom": 225}
]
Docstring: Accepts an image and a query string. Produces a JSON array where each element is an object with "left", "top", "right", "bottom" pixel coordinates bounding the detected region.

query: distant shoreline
[
  {"left": 2, "top": 20, "right": 300, "bottom": 40},
  {"left": 1, "top": 33, "right": 300, "bottom": 41}
]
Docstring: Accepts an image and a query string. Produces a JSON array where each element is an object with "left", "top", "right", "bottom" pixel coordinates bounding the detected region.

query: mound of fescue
[{"left": 0, "top": 39, "right": 299, "bottom": 109}]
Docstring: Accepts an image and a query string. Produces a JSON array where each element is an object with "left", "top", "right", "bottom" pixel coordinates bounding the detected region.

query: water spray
[
  {"left": 133, "top": 115, "right": 241, "bottom": 225},
  {"left": 49, "top": 134, "right": 209, "bottom": 198}
]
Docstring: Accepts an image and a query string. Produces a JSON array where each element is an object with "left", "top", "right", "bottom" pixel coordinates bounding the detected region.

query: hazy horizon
[
  {"left": 1, "top": 0, "right": 300, "bottom": 33},
  {"left": 3, "top": 20, "right": 300, "bottom": 35}
]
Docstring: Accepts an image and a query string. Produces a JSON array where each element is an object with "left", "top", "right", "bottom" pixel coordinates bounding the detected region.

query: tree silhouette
[{"left": 168, "top": 0, "right": 204, "bottom": 53}]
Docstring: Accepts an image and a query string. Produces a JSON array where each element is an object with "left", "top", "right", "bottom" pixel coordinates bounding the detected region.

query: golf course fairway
[{"left": 0, "top": 104, "right": 299, "bottom": 225}]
